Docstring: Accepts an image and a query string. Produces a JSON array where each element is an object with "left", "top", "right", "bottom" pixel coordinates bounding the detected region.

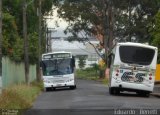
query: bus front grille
[
  {"left": 121, "top": 72, "right": 144, "bottom": 83},
  {"left": 49, "top": 78, "right": 65, "bottom": 83}
]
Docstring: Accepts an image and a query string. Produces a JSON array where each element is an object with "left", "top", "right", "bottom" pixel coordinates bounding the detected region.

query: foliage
[
  {"left": 76, "top": 67, "right": 108, "bottom": 84},
  {"left": 78, "top": 56, "right": 86, "bottom": 69},
  {"left": 2, "top": 12, "right": 19, "bottom": 56},
  {"left": 0, "top": 84, "right": 41, "bottom": 109},
  {"left": 76, "top": 67, "right": 99, "bottom": 80},
  {"left": 150, "top": 11, "right": 160, "bottom": 63},
  {"left": 28, "top": 32, "right": 39, "bottom": 64},
  {"left": 56, "top": 0, "right": 106, "bottom": 43},
  {"left": 91, "top": 63, "right": 99, "bottom": 71},
  {"left": 54, "top": 0, "right": 160, "bottom": 44},
  {"left": 31, "top": 80, "right": 44, "bottom": 91},
  {"left": 113, "top": 0, "right": 159, "bottom": 42},
  {"left": 2, "top": 0, "right": 54, "bottom": 63},
  {"left": 11, "top": 37, "right": 24, "bottom": 62}
]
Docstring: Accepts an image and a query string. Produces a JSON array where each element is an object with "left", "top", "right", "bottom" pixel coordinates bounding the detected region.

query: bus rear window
[{"left": 119, "top": 46, "right": 155, "bottom": 65}]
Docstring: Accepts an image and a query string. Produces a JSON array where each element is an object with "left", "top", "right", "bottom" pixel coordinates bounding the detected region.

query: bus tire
[
  {"left": 44, "top": 87, "right": 49, "bottom": 92},
  {"left": 137, "top": 91, "right": 150, "bottom": 97},
  {"left": 70, "top": 85, "right": 76, "bottom": 90},
  {"left": 144, "top": 92, "right": 150, "bottom": 97},
  {"left": 115, "top": 89, "right": 120, "bottom": 95},
  {"left": 51, "top": 87, "right": 56, "bottom": 91},
  {"left": 109, "top": 87, "right": 114, "bottom": 95},
  {"left": 109, "top": 88, "right": 120, "bottom": 95}
]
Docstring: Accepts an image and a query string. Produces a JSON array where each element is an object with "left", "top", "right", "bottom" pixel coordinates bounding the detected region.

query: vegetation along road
[{"left": 25, "top": 79, "right": 160, "bottom": 115}]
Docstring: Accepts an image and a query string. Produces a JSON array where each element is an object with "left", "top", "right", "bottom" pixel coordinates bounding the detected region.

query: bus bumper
[
  {"left": 111, "top": 79, "right": 154, "bottom": 92},
  {"left": 44, "top": 81, "right": 75, "bottom": 88}
]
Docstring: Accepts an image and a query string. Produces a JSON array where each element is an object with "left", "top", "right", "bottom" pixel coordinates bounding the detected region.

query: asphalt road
[{"left": 25, "top": 79, "right": 160, "bottom": 115}]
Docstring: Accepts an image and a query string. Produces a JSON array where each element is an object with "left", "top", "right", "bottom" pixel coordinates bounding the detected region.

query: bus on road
[
  {"left": 41, "top": 51, "right": 76, "bottom": 91},
  {"left": 108, "top": 42, "right": 158, "bottom": 97}
]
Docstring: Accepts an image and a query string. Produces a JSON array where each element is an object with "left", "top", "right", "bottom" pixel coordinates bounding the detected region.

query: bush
[
  {"left": 76, "top": 67, "right": 99, "bottom": 80},
  {"left": 76, "top": 67, "right": 108, "bottom": 85},
  {"left": 31, "top": 80, "right": 44, "bottom": 91},
  {"left": 0, "top": 83, "right": 41, "bottom": 109}
]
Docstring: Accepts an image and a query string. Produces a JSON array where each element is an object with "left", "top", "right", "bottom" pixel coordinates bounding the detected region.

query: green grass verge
[
  {"left": 76, "top": 68, "right": 99, "bottom": 80},
  {"left": 76, "top": 68, "right": 108, "bottom": 85},
  {"left": 0, "top": 81, "right": 43, "bottom": 109}
]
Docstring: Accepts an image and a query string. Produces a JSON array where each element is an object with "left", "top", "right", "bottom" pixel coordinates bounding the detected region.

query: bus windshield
[
  {"left": 41, "top": 58, "right": 73, "bottom": 76},
  {"left": 119, "top": 46, "right": 155, "bottom": 65}
]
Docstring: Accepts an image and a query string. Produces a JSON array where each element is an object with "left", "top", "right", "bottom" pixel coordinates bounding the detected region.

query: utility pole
[
  {"left": 108, "top": 0, "right": 114, "bottom": 50},
  {"left": 128, "top": 0, "right": 131, "bottom": 41},
  {"left": 23, "top": 0, "right": 29, "bottom": 84},
  {"left": 102, "top": 0, "right": 110, "bottom": 64},
  {"left": 46, "top": 28, "right": 56, "bottom": 53},
  {"left": 37, "top": 0, "right": 42, "bottom": 81},
  {"left": 103, "top": 0, "right": 114, "bottom": 67},
  {"left": 0, "top": 0, "right": 2, "bottom": 93}
]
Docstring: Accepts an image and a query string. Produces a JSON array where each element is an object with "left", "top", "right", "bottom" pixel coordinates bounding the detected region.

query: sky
[{"left": 46, "top": 9, "right": 71, "bottom": 37}]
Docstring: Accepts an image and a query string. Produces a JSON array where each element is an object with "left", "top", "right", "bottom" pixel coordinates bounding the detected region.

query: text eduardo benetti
[
  {"left": 114, "top": 109, "right": 135, "bottom": 115},
  {"left": 114, "top": 109, "right": 158, "bottom": 115}
]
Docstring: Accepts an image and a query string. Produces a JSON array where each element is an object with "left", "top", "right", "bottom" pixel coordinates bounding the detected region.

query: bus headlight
[
  {"left": 66, "top": 79, "right": 74, "bottom": 82},
  {"left": 43, "top": 79, "right": 52, "bottom": 83}
]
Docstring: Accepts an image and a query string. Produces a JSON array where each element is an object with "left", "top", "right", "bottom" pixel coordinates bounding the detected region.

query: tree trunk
[
  {"left": 0, "top": 0, "right": 2, "bottom": 77},
  {"left": 23, "top": 0, "right": 29, "bottom": 84},
  {"left": 0, "top": 0, "right": 2, "bottom": 94},
  {"left": 37, "top": 0, "right": 42, "bottom": 82}
]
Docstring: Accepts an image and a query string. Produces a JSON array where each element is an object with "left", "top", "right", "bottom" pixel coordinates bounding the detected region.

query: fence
[{"left": 2, "top": 57, "right": 37, "bottom": 88}]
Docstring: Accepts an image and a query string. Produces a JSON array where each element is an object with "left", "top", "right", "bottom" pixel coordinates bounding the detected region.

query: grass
[
  {"left": 76, "top": 67, "right": 108, "bottom": 85},
  {"left": 0, "top": 81, "right": 43, "bottom": 109},
  {"left": 76, "top": 68, "right": 99, "bottom": 80}
]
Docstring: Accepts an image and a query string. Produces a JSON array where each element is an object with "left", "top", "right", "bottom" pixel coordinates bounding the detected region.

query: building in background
[{"left": 51, "top": 37, "right": 100, "bottom": 68}]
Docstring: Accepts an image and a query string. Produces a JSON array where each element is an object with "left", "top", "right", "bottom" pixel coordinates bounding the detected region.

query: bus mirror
[{"left": 71, "top": 57, "right": 75, "bottom": 68}]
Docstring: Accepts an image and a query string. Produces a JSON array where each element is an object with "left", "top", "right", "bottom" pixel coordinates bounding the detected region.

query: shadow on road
[
  {"left": 110, "top": 92, "right": 151, "bottom": 98},
  {"left": 45, "top": 87, "right": 76, "bottom": 92}
]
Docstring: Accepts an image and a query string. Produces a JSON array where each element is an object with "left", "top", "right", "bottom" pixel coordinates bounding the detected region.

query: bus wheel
[
  {"left": 109, "top": 88, "right": 120, "bottom": 95},
  {"left": 144, "top": 92, "right": 150, "bottom": 97},
  {"left": 115, "top": 89, "right": 120, "bottom": 95},
  {"left": 109, "top": 87, "right": 114, "bottom": 95},
  {"left": 44, "top": 87, "right": 49, "bottom": 92},
  {"left": 70, "top": 85, "right": 76, "bottom": 90},
  {"left": 137, "top": 91, "right": 150, "bottom": 97},
  {"left": 51, "top": 87, "right": 56, "bottom": 91}
]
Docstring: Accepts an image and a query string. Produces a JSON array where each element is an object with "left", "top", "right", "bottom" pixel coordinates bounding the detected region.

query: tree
[
  {"left": 0, "top": 0, "right": 2, "bottom": 78},
  {"left": 2, "top": 0, "right": 55, "bottom": 63},
  {"left": 150, "top": 11, "right": 160, "bottom": 63},
  {"left": 23, "top": 0, "right": 29, "bottom": 84},
  {"left": 1, "top": 0, "right": 56, "bottom": 83},
  {"left": 113, "top": 0, "right": 159, "bottom": 42},
  {"left": 53, "top": 0, "right": 160, "bottom": 62},
  {"left": 78, "top": 56, "right": 86, "bottom": 69}
]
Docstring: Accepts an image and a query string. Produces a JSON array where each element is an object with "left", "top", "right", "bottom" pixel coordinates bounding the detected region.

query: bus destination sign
[{"left": 43, "top": 53, "right": 71, "bottom": 59}]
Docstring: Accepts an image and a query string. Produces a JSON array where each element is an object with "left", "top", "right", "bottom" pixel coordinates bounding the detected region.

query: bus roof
[
  {"left": 117, "top": 42, "right": 157, "bottom": 50},
  {"left": 42, "top": 51, "right": 72, "bottom": 55}
]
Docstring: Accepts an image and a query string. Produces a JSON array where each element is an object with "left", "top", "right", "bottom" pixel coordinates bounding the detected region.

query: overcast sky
[{"left": 46, "top": 9, "right": 71, "bottom": 37}]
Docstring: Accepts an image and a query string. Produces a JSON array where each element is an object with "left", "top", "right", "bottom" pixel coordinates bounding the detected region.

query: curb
[
  {"left": 155, "top": 81, "right": 160, "bottom": 85},
  {"left": 151, "top": 93, "right": 160, "bottom": 98}
]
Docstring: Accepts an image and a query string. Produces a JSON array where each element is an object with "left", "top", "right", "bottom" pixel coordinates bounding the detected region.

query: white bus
[
  {"left": 41, "top": 51, "right": 76, "bottom": 91},
  {"left": 108, "top": 42, "right": 158, "bottom": 97}
]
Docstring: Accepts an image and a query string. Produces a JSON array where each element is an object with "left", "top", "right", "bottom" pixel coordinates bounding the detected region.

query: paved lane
[{"left": 25, "top": 79, "right": 160, "bottom": 115}]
